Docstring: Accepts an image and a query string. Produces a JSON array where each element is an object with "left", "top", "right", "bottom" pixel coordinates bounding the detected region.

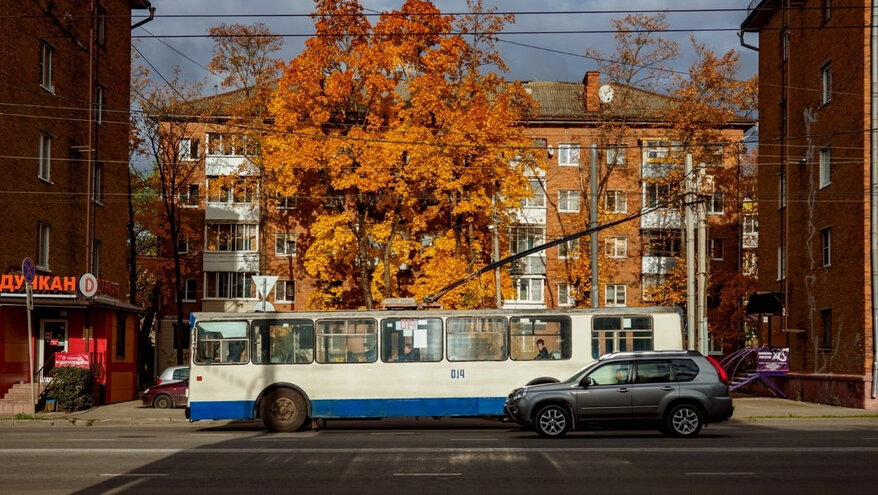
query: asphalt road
[{"left": 2, "top": 418, "right": 877, "bottom": 495}]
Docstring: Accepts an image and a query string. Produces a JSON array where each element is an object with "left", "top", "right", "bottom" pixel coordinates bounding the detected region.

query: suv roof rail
[{"left": 599, "top": 350, "right": 701, "bottom": 360}]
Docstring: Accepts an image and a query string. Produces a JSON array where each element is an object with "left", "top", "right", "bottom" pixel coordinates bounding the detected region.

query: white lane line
[
  {"left": 686, "top": 472, "right": 755, "bottom": 476},
  {"left": 65, "top": 439, "right": 115, "bottom": 442},
  {"left": 393, "top": 473, "right": 462, "bottom": 477},
  {"left": 7, "top": 433, "right": 50, "bottom": 436},
  {"left": 371, "top": 432, "right": 415, "bottom": 436},
  {"left": 450, "top": 438, "right": 497, "bottom": 441},
  {"left": 190, "top": 433, "right": 234, "bottom": 437},
  {"left": 251, "top": 437, "right": 299, "bottom": 441},
  {"left": 100, "top": 474, "right": 169, "bottom": 478}
]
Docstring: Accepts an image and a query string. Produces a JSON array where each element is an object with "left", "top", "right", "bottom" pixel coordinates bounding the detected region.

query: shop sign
[
  {"left": 55, "top": 352, "right": 90, "bottom": 369},
  {"left": 756, "top": 347, "right": 789, "bottom": 373},
  {"left": 0, "top": 274, "right": 120, "bottom": 299}
]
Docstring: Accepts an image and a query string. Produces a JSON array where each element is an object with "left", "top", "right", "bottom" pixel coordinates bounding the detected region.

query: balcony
[
  {"left": 642, "top": 256, "right": 677, "bottom": 275},
  {"left": 743, "top": 232, "right": 758, "bottom": 249},
  {"left": 640, "top": 208, "right": 681, "bottom": 229},
  {"left": 205, "top": 202, "right": 259, "bottom": 222},
  {"left": 205, "top": 155, "right": 258, "bottom": 176},
  {"left": 512, "top": 206, "right": 546, "bottom": 225},
  {"left": 203, "top": 251, "right": 260, "bottom": 272}
]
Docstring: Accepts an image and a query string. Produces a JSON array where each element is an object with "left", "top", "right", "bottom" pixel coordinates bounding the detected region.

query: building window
[
  {"left": 645, "top": 182, "right": 673, "bottom": 208},
  {"left": 206, "top": 272, "right": 255, "bottom": 299},
  {"left": 821, "top": 227, "right": 831, "bottom": 267},
  {"left": 276, "top": 195, "right": 297, "bottom": 209},
  {"left": 97, "top": 4, "right": 107, "bottom": 46},
  {"left": 275, "top": 233, "right": 297, "bottom": 256},
  {"left": 819, "top": 147, "right": 831, "bottom": 188},
  {"left": 820, "top": 308, "right": 832, "bottom": 349},
  {"left": 115, "top": 315, "right": 126, "bottom": 359},
  {"left": 820, "top": 62, "right": 832, "bottom": 105},
  {"left": 644, "top": 140, "right": 670, "bottom": 160},
  {"left": 95, "top": 85, "right": 105, "bottom": 125},
  {"left": 606, "top": 190, "right": 627, "bottom": 213},
  {"left": 777, "top": 246, "right": 786, "bottom": 281},
  {"left": 40, "top": 41, "right": 53, "bottom": 92},
  {"left": 606, "top": 145, "right": 626, "bottom": 166},
  {"left": 558, "top": 143, "right": 580, "bottom": 166},
  {"left": 177, "top": 235, "right": 190, "bottom": 254},
  {"left": 92, "top": 239, "right": 101, "bottom": 277},
  {"left": 605, "top": 237, "right": 628, "bottom": 258},
  {"left": 514, "top": 278, "right": 544, "bottom": 303},
  {"left": 38, "top": 132, "right": 52, "bottom": 181},
  {"left": 522, "top": 179, "right": 546, "bottom": 207},
  {"left": 93, "top": 162, "right": 103, "bottom": 204},
  {"left": 779, "top": 171, "right": 787, "bottom": 209},
  {"left": 37, "top": 222, "right": 50, "bottom": 269},
  {"left": 781, "top": 27, "right": 789, "bottom": 62},
  {"left": 557, "top": 239, "right": 579, "bottom": 259},
  {"left": 557, "top": 283, "right": 574, "bottom": 306},
  {"left": 557, "top": 190, "right": 580, "bottom": 212},
  {"left": 743, "top": 214, "right": 758, "bottom": 235},
  {"left": 179, "top": 138, "right": 198, "bottom": 160},
  {"left": 643, "top": 231, "right": 681, "bottom": 257},
  {"left": 709, "top": 238, "right": 725, "bottom": 261},
  {"left": 276, "top": 280, "right": 296, "bottom": 302},
  {"left": 182, "top": 279, "right": 197, "bottom": 302},
  {"left": 605, "top": 284, "right": 626, "bottom": 307},
  {"left": 180, "top": 184, "right": 200, "bottom": 207},
  {"left": 707, "top": 191, "right": 724, "bottom": 214},
  {"left": 206, "top": 132, "right": 256, "bottom": 156},
  {"left": 206, "top": 223, "right": 257, "bottom": 252},
  {"left": 207, "top": 177, "right": 254, "bottom": 204}
]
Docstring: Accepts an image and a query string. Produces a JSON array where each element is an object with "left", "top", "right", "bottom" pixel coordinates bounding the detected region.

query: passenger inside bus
[
  {"left": 534, "top": 339, "right": 549, "bottom": 360},
  {"left": 400, "top": 343, "right": 419, "bottom": 361}
]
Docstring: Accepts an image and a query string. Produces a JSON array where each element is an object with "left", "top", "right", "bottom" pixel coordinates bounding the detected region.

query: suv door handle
[
  {"left": 661, "top": 386, "right": 674, "bottom": 391},
  {"left": 617, "top": 388, "right": 629, "bottom": 393}
]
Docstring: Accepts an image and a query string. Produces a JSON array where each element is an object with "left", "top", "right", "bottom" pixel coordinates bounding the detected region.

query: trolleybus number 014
[{"left": 450, "top": 369, "right": 465, "bottom": 379}]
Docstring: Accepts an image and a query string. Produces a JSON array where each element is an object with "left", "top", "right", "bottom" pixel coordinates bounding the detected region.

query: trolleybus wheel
[{"left": 260, "top": 388, "right": 308, "bottom": 432}]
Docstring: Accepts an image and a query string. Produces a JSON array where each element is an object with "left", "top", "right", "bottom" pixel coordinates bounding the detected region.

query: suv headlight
[{"left": 511, "top": 387, "right": 528, "bottom": 401}]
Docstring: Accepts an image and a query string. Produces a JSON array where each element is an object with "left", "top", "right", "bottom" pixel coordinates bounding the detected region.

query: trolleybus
[{"left": 186, "top": 306, "right": 684, "bottom": 431}]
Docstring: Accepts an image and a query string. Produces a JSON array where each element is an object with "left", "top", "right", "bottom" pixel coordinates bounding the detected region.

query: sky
[{"left": 132, "top": 0, "right": 759, "bottom": 93}]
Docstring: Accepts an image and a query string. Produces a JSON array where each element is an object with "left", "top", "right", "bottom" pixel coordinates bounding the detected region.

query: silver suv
[{"left": 504, "top": 350, "right": 733, "bottom": 438}]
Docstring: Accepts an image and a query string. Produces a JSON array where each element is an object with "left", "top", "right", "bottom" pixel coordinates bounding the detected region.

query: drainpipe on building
[
  {"left": 870, "top": 2, "right": 878, "bottom": 399},
  {"left": 131, "top": 6, "right": 156, "bottom": 30}
]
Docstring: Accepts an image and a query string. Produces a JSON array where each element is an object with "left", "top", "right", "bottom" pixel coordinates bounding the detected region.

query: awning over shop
[{"left": 745, "top": 292, "right": 784, "bottom": 315}]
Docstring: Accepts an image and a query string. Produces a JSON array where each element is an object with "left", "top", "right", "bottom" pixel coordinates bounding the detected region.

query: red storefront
[{"left": 0, "top": 273, "right": 141, "bottom": 406}]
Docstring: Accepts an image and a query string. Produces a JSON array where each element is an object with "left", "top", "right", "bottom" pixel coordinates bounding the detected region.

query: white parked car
[{"left": 156, "top": 365, "right": 189, "bottom": 385}]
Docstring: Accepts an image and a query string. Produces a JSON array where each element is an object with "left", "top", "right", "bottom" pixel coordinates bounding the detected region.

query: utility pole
[
  {"left": 590, "top": 144, "right": 599, "bottom": 308},
  {"left": 492, "top": 202, "right": 502, "bottom": 308},
  {"left": 685, "top": 154, "right": 696, "bottom": 350},
  {"left": 696, "top": 165, "right": 709, "bottom": 355}
]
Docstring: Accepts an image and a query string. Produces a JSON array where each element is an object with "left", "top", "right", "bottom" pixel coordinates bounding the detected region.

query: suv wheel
[
  {"left": 665, "top": 403, "right": 703, "bottom": 437},
  {"left": 534, "top": 404, "right": 571, "bottom": 438}
]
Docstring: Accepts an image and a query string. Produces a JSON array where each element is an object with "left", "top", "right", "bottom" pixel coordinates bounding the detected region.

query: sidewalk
[{"left": 2, "top": 395, "right": 876, "bottom": 427}]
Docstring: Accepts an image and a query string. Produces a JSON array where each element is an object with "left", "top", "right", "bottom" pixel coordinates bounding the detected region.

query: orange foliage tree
[{"left": 265, "top": 0, "right": 538, "bottom": 309}]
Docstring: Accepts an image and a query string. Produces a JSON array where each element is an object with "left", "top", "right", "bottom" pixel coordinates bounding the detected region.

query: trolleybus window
[
  {"left": 251, "top": 319, "right": 314, "bottom": 364},
  {"left": 591, "top": 316, "right": 653, "bottom": 358},
  {"left": 195, "top": 320, "right": 249, "bottom": 364},
  {"left": 446, "top": 316, "right": 507, "bottom": 361},
  {"left": 381, "top": 318, "right": 442, "bottom": 362},
  {"left": 509, "top": 316, "right": 571, "bottom": 360},
  {"left": 316, "top": 319, "right": 377, "bottom": 363}
]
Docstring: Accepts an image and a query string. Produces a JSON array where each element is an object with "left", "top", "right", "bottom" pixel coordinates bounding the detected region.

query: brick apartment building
[
  {"left": 146, "top": 72, "right": 754, "bottom": 372},
  {"left": 0, "top": 1, "right": 152, "bottom": 413},
  {"left": 742, "top": 0, "right": 878, "bottom": 408}
]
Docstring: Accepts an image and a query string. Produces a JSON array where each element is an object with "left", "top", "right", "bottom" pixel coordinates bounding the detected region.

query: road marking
[
  {"left": 100, "top": 474, "right": 169, "bottom": 477},
  {"left": 251, "top": 437, "right": 299, "bottom": 441},
  {"left": 3, "top": 446, "right": 878, "bottom": 454},
  {"left": 190, "top": 433, "right": 234, "bottom": 436},
  {"left": 686, "top": 472, "right": 755, "bottom": 476},
  {"left": 65, "top": 439, "right": 114, "bottom": 442},
  {"left": 371, "top": 432, "right": 415, "bottom": 436},
  {"left": 7, "top": 433, "right": 50, "bottom": 436},
  {"left": 393, "top": 473, "right": 462, "bottom": 477},
  {"left": 450, "top": 438, "right": 497, "bottom": 441}
]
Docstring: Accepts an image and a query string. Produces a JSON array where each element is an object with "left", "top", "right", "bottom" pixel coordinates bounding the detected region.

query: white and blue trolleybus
[{"left": 186, "top": 306, "right": 684, "bottom": 431}]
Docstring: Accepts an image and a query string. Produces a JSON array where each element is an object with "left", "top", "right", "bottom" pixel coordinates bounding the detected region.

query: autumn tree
[
  {"left": 265, "top": 0, "right": 537, "bottom": 309},
  {"left": 133, "top": 68, "right": 214, "bottom": 364}
]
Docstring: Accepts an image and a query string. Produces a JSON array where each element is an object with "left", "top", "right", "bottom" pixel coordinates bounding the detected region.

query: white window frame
[
  {"left": 179, "top": 138, "right": 197, "bottom": 161},
  {"left": 606, "top": 190, "right": 627, "bottom": 213},
  {"left": 605, "top": 284, "right": 626, "bottom": 307},
  {"left": 605, "top": 237, "right": 628, "bottom": 258},
  {"left": 557, "top": 239, "right": 579, "bottom": 259},
  {"left": 40, "top": 41, "right": 53, "bottom": 92},
  {"left": 557, "top": 283, "right": 574, "bottom": 307},
  {"left": 819, "top": 147, "right": 831, "bottom": 188},
  {"left": 37, "top": 222, "right": 50, "bottom": 269},
  {"left": 777, "top": 246, "right": 786, "bottom": 281},
  {"left": 95, "top": 84, "right": 104, "bottom": 126},
  {"left": 514, "top": 277, "right": 544, "bottom": 303},
  {"left": 606, "top": 145, "right": 626, "bottom": 166},
  {"left": 182, "top": 279, "right": 197, "bottom": 302},
  {"left": 205, "top": 272, "right": 255, "bottom": 300},
  {"left": 205, "top": 223, "right": 257, "bottom": 252},
  {"left": 743, "top": 214, "right": 758, "bottom": 235},
  {"left": 180, "top": 184, "right": 200, "bottom": 208},
  {"left": 276, "top": 195, "right": 297, "bottom": 210},
  {"left": 641, "top": 274, "right": 665, "bottom": 302},
  {"left": 557, "top": 143, "right": 580, "bottom": 166},
  {"left": 39, "top": 132, "right": 52, "bottom": 182},
  {"left": 92, "top": 162, "right": 103, "bottom": 205},
  {"left": 820, "top": 62, "right": 832, "bottom": 105},
  {"left": 557, "top": 189, "right": 580, "bottom": 213},
  {"left": 707, "top": 191, "right": 724, "bottom": 215},
  {"left": 522, "top": 179, "right": 546, "bottom": 208},
  {"left": 276, "top": 280, "right": 296, "bottom": 303},
  {"left": 275, "top": 232, "right": 297, "bottom": 257},
  {"left": 821, "top": 227, "right": 831, "bottom": 267}
]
